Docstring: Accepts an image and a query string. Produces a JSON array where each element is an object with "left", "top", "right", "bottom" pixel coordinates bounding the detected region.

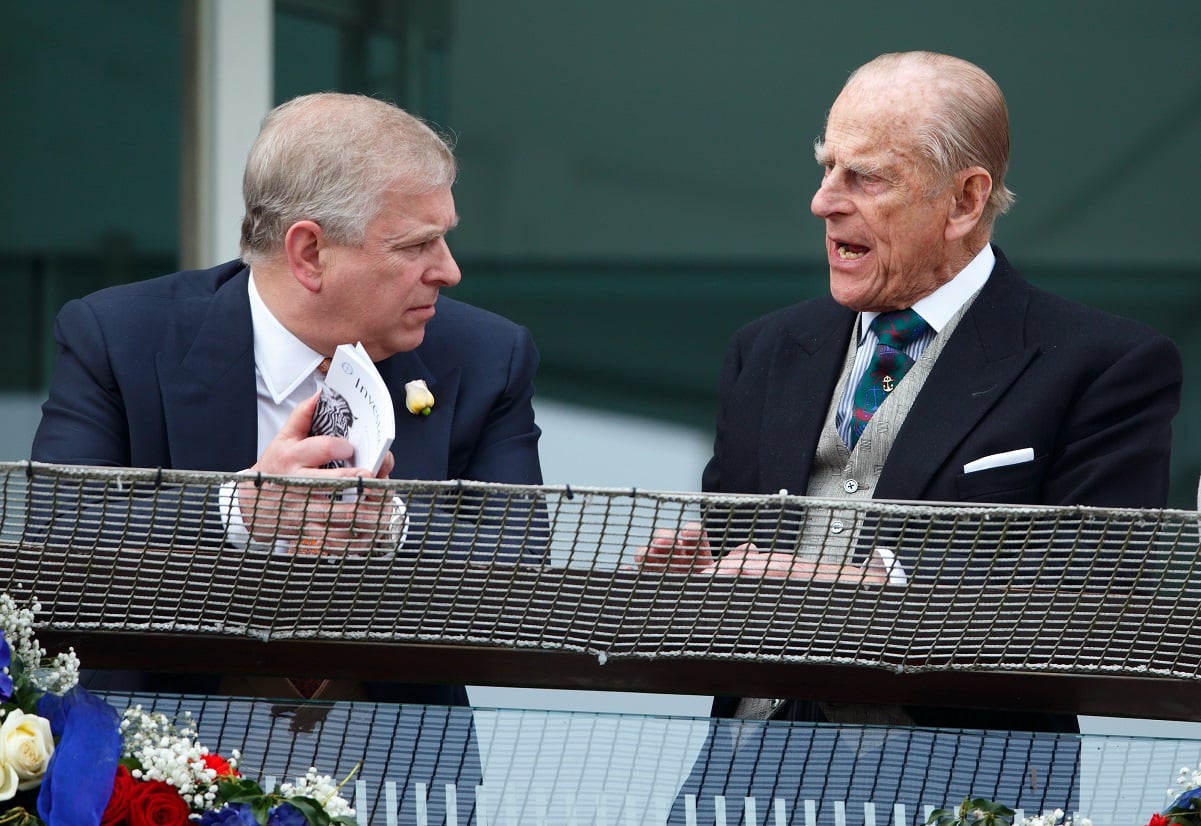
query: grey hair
[
  {"left": 846, "top": 52, "right": 1017, "bottom": 227},
  {"left": 239, "top": 93, "right": 457, "bottom": 266}
]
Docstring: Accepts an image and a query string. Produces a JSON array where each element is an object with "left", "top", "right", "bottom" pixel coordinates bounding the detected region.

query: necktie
[{"left": 847, "top": 309, "right": 930, "bottom": 448}]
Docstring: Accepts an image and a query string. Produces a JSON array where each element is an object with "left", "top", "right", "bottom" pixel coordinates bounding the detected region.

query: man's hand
[
  {"left": 707, "top": 547, "right": 889, "bottom": 584},
  {"left": 237, "top": 393, "right": 398, "bottom": 553},
  {"left": 634, "top": 521, "right": 715, "bottom": 572},
  {"left": 635, "top": 521, "right": 889, "bottom": 584}
]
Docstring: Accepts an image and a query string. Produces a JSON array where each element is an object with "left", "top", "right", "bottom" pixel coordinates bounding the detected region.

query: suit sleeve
[
  {"left": 29, "top": 300, "right": 228, "bottom": 550},
  {"left": 32, "top": 299, "right": 133, "bottom": 467},
  {"left": 1043, "top": 331, "right": 1181, "bottom": 508},
  {"left": 457, "top": 325, "right": 543, "bottom": 485},
  {"left": 419, "top": 324, "right": 546, "bottom": 564},
  {"left": 700, "top": 330, "right": 744, "bottom": 495}
]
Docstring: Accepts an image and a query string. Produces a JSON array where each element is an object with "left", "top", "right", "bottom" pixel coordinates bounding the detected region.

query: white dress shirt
[
  {"left": 835, "top": 244, "right": 996, "bottom": 445},
  {"left": 219, "top": 272, "right": 404, "bottom": 551}
]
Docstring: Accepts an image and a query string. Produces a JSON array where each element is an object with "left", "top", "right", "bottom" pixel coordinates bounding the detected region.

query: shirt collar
[
  {"left": 858, "top": 244, "right": 995, "bottom": 342},
  {"left": 248, "top": 271, "right": 327, "bottom": 404}
]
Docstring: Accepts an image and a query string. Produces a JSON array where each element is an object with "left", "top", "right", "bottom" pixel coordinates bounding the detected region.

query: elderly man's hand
[
  {"left": 635, "top": 521, "right": 889, "bottom": 584},
  {"left": 634, "top": 521, "right": 716, "bottom": 572},
  {"left": 706, "top": 547, "right": 889, "bottom": 584},
  {"left": 237, "top": 393, "right": 398, "bottom": 553}
]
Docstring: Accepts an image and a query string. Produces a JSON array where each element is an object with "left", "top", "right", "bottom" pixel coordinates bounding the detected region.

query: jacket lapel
[
  {"left": 877, "top": 254, "right": 1039, "bottom": 499},
  {"left": 157, "top": 267, "right": 259, "bottom": 471},
  {"left": 757, "top": 304, "right": 856, "bottom": 493},
  {"left": 376, "top": 351, "right": 459, "bottom": 479}
]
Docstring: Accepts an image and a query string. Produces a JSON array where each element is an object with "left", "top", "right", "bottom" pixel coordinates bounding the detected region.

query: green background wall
[{"left": 3, "top": 1, "right": 1199, "bottom": 505}]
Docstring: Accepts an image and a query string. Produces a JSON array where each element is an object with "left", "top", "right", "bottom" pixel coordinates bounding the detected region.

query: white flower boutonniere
[{"left": 404, "top": 379, "right": 435, "bottom": 416}]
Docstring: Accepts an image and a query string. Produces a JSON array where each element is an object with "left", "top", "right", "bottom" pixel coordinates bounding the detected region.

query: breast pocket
[{"left": 954, "top": 455, "right": 1048, "bottom": 503}]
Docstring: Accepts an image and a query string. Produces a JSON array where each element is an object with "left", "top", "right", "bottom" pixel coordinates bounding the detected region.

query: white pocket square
[{"left": 963, "top": 447, "right": 1035, "bottom": 474}]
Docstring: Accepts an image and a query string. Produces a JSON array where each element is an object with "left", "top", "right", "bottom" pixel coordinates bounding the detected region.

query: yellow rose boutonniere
[{"left": 404, "top": 379, "right": 435, "bottom": 416}]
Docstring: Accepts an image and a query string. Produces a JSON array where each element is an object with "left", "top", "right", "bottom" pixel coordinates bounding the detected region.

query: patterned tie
[{"left": 847, "top": 309, "right": 930, "bottom": 448}]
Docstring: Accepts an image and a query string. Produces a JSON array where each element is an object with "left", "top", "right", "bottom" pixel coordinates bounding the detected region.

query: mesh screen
[{"left": 4, "top": 461, "right": 1198, "bottom": 683}]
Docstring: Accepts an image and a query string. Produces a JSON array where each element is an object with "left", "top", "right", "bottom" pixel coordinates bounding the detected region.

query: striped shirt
[{"left": 835, "top": 245, "right": 996, "bottom": 446}]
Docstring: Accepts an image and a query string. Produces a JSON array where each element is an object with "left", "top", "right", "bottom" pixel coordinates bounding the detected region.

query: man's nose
[
  {"left": 811, "top": 175, "right": 843, "bottom": 219},
  {"left": 428, "top": 238, "right": 462, "bottom": 287}
]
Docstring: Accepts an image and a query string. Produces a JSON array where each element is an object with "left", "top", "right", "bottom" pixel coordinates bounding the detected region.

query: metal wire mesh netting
[{"left": 2, "top": 461, "right": 1200, "bottom": 688}]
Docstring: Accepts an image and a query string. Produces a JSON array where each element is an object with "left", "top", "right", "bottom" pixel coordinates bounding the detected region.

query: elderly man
[
  {"left": 647, "top": 50, "right": 1180, "bottom": 605},
  {"left": 32, "top": 93, "right": 544, "bottom": 702},
  {"left": 658, "top": 51, "right": 1181, "bottom": 820}
]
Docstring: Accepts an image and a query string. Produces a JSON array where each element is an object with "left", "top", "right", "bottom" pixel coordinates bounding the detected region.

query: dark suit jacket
[
  {"left": 703, "top": 247, "right": 1183, "bottom": 729},
  {"left": 33, "top": 260, "right": 542, "bottom": 486},
  {"left": 31, "top": 260, "right": 545, "bottom": 704}
]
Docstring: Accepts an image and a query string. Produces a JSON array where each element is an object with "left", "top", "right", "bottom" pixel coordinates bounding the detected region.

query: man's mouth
[{"left": 836, "top": 242, "right": 869, "bottom": 260}]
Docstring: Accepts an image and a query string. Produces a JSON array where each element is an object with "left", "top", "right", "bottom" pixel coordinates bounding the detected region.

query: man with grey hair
[
  {"left": 33, "top": 93, "right": 544, "bottom": 700},
  {"left": 649, "top": 47, "right": 1180, "bottom": 664},
  {"left": 654, "top": 51, "right": 1181, "bottom": 819}
]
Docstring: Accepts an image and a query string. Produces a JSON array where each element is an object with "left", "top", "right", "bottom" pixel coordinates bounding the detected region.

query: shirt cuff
[
  {"left": 873, "top": 547, "right": 908, "bottom": 585},
  {"left": 219, "top": 479, "right": 408, "bottom": 554}
]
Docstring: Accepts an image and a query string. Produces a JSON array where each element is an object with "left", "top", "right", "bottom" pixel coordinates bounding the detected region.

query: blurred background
[
  {"left": 5, "top": 7, "right": 1201, "bottom": 816},
  {"left": 3, "top": 0, "right": 1199, "bottom": 506}
]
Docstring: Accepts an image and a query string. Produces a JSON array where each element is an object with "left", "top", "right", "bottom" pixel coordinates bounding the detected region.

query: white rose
[
  {"left": 404, "top": 379, "right": 435, "bottom": 415},
  {"left": 0, "top": 762, "right": 17, "bottom": 801},
  {"left": 0, "top": 710, "right": 55, "bottom": 791}
]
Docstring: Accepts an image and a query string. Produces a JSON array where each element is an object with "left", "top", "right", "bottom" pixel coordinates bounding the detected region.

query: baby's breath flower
[
  {"left": 120, "top": 707, "right": 224, "bottom": 811},
  {"left": 278, "top": 766, "right": 356, "bottom": 818}
]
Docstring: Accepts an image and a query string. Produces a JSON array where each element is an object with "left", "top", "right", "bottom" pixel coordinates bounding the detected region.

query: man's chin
[{"left": 828, "top": 279, "right": 876, "bottom": 313}]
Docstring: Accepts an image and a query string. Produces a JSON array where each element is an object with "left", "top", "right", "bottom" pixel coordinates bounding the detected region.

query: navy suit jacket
[
  {"left": 33, "top": 260, "right": 543, "bottom": 487},
  {"left": 31, "top": 260, "right": 545, "bottom": 705},
  {"left": 702, "top": 247, "right": 1182, "bottom": 729}
]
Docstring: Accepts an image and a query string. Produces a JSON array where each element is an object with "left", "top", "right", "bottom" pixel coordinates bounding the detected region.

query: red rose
[
  {"left": 101, "top": 766, "right": 138, "bottom": 826},
  {"left": 1147, "top": 814, "right": 1171, "bottom": 826},
  {"left": 128, "top": 779, "right": 191, "bottom": 826},
  {"left": 201, "top": 753, "right": 239, "bottom": 778}
]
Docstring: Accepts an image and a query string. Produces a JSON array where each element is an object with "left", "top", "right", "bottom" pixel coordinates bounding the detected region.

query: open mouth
[{"left": 836, "top": 242, "right": 869, "bottom": 260}]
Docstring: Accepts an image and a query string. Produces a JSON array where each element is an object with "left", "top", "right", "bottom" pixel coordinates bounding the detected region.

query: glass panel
[
  {"left": 99, "top": 693, "right": 1196, "bottom": 826},
  {"left": 1, "top": 2, "right": 182, "bottom": 392}
]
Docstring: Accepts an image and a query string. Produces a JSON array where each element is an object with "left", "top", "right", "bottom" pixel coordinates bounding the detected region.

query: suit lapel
[
  {"left": 757, "top": 305, "right": 856, "bottom": 493},
  {"left": 376, "top": 351, "right": 458, "bottom": 479},
  {"left": 157, "top": 267, "right": 259, "bottom": 471},
  {"left": 877, "top": 256, "right": 1039, "bottom": 499}
]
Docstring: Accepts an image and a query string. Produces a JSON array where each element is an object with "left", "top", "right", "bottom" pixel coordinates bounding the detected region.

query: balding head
[{"left": 843, "top": 52, "right": 1015, "bottom": 229}]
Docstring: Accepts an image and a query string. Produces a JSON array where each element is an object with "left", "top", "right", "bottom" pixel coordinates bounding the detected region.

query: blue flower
[
  {"left": 267, "top": 802, "right": 311, "bottom": 826},
  {"left": 1168, "top": 785, "right": 1201, "bottom": 812},
  {"left": 0, "top": 632, "right": 12, "bottom": 701},
  {"left": 198, "top": 803, "right": 260, "bottom": 825}
]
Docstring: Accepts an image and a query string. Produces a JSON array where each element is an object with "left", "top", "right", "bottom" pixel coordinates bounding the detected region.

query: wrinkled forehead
[{"left": 821, "top": 71, "right": 937, "bottom": 163}]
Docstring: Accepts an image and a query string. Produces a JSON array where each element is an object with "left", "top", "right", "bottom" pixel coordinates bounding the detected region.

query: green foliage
[
  {"left": 0, "top": 808, "right": 42, "bottom": 826},
  {"left": 217, "top": 777, "right": 348, "bottom": 826},
  {"left": 927, "top": 797, "right": 1016, "bottom": 826}
]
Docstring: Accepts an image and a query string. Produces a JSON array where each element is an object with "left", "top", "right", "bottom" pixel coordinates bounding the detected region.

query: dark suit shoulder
[
  {"left": 76, "top": 261, "right": 246, "bottom": 306},
  {"left": 419, "top": 296, "right": 535, "bottom": 364},
  {"left": 983, "top": 251, "right": 1177, "bottom": 354},
  {"left": 426, "top": 295, "right": 528, "bottom": 338},
  {"left": 725, "top": 294, "right": 853, "bottom": 364}
]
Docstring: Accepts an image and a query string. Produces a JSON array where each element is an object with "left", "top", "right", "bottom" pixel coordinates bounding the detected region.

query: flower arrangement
[
  {"left": 1147, "top": 761, "right": 1201, "bottom": 825},
  {"left": 926, "top": 797, "right": 1091, "bottom": 826},
  {"left": 0, "top": 593, "right": 360, "bottom": 826}
]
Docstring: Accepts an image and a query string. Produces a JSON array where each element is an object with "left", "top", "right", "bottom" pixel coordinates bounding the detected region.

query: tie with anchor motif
[{"left": 847, "top": 309, "right": 929, "bottom": 448}]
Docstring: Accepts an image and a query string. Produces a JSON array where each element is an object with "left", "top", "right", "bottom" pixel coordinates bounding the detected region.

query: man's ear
[
  {"left": 945, "top": 167, "right": 992, "bottom": 242},
  {"left": 283, "top": 220, "right": 325, "bottom": 293}
]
